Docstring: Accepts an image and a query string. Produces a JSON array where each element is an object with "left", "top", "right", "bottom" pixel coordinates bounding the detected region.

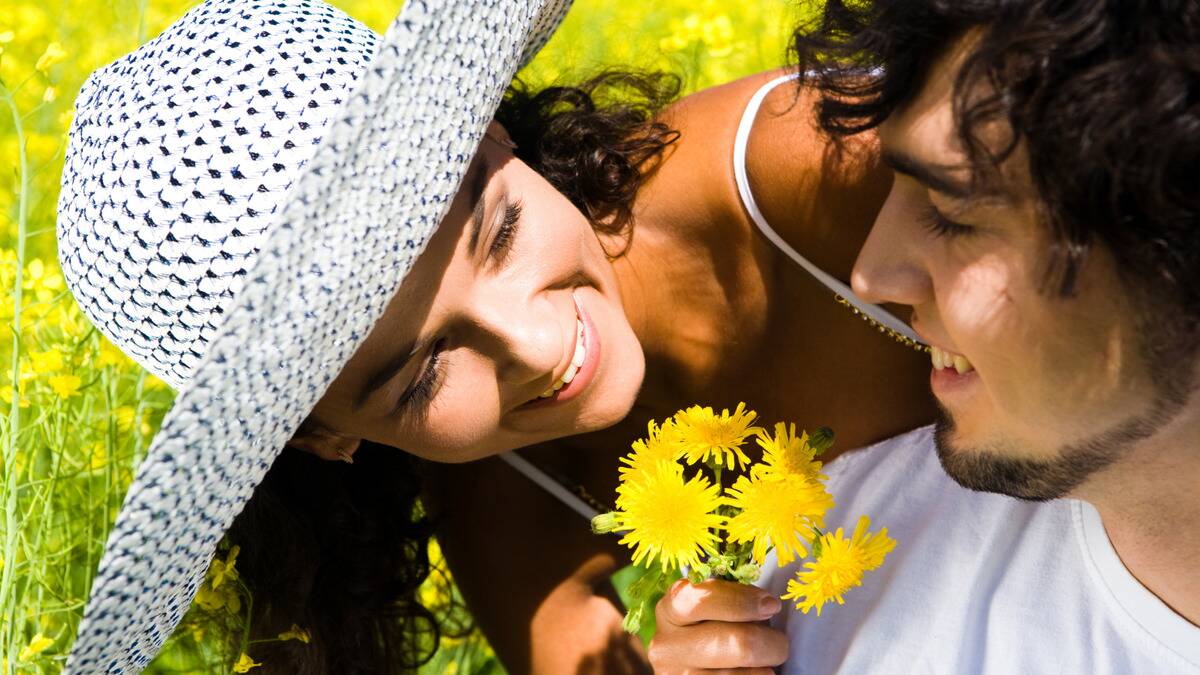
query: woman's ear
[{"left": 288, "top": 422, "right": 361, "bottom": 464}]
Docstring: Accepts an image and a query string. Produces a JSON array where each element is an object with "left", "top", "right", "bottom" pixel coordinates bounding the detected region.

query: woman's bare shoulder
[{"left": 646, "top": 69, "right": 890, "bottom": 276}]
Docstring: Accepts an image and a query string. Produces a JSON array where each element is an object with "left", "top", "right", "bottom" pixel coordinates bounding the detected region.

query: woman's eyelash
[
  {"left": 488, "top": 200, "right": 523, "bottom": 263},
  {"left": 395, "top": 339, "right": 446, "bottom": 416},
  {"left": 919, "top": 204, "right": 974, "bottom": 238}
]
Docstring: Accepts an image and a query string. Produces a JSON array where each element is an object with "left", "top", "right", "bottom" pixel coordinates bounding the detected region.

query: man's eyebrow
[
  {"left": 466, "top": 151, "right": 491, "bottom": 256},
  {"left": 881, "top": 149, "right": 973, "bottom": 200},
  {"left": 354, "top": 338, "right": 425, "bottom": 410}
]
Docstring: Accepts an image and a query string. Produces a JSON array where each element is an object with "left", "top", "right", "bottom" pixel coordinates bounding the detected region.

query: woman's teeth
[
  {"left": 931, "top": 345, "right": 974, "bottom": 374},
  {"left": 538, "top": 319, "right": 587, "bottom": 398}
]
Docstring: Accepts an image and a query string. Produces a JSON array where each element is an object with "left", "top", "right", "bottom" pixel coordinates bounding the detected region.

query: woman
[
  {"left": 229, "top": 71, "right": 933, "bottom": 673},
  {"left": 58, "top": 0, "right": 933, "bottom": 672}
]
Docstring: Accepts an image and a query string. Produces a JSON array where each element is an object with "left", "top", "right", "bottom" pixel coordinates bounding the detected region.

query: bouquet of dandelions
[{"left": 591, "top": 403, "right": 896, "bottom": 637}]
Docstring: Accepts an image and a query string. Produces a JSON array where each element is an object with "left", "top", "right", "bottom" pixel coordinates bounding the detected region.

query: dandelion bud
[
  {"left": 687, "top": 562, "right": 712, "bottom": 584},
  {"left": 732, "top": 563, "right": 761, "bottom": 584},
  {"left": 621, "top": 604, "right": 645, "bottom": 634},
  {"left": 809, "top": 426, "right": 835, "bottom": 456},
  {"left": 590, "top": 511, "right": 620, "bottom": 534}
]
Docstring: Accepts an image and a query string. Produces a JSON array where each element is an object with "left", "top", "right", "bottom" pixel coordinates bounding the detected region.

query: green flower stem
[{"left": 1, "top": 77, "right": 30, "bottom": 675}]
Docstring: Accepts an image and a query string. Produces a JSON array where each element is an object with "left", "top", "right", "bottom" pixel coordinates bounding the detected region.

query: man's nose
[{"left": 851, "top": 187, "right": 933, "bottom": 308}]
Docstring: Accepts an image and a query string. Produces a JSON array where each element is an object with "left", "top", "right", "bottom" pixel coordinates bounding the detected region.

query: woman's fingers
[
  {"left": 656, "top": 578, "right": 782, "bottom": 626},
  {"left": 648, "top": 619, "right": 789, "bottom": 670}
]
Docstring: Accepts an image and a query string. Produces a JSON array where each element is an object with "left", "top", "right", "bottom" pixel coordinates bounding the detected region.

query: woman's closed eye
[
  {"left": 394, "top": 338, "right": 447, "bottom": 418},
  {"left": 488, "top": 199, "right": 523, "bottom": 265},
  {"left": 393, "top": 201, "right": 523, "bottom": 419}
]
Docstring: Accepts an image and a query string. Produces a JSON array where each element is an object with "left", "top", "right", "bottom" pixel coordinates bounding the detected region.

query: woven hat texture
[{"left": 55, "top": 0, "right": 569, "bottom": 671}]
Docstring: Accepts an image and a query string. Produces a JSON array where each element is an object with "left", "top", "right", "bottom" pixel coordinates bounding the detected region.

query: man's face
[{"left": 852, "top": 37, "right": 1196, "bottom": 499}]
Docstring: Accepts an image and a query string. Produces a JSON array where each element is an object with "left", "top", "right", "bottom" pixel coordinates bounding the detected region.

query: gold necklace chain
[{"left": 833, "top": 294, "right": 930, "bottom": 354}]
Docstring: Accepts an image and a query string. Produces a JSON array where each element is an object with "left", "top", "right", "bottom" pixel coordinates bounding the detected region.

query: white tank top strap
[
  {"left": 732, "top": 73, "right": 924, "bottom": 346},
  {"left": 499, "top": 451, "right": 601, "bottom": 521}
]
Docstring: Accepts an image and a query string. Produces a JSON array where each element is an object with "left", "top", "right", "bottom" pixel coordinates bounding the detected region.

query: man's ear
[{"left": 287, "top": 423, "right": 361, "bottom": 464}]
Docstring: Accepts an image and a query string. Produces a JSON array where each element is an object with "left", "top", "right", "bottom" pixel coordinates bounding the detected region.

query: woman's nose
[
  {"left": 851, "top": 186, "right": 933, "bottom": 308},
  {"left": 470, "top": 293, "right": 565, "bottom": 386}
]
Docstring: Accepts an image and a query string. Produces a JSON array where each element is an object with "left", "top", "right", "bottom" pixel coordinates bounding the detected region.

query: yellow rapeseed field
[{"left": 0, "top": 0, "right": 801, "bottom": 671}]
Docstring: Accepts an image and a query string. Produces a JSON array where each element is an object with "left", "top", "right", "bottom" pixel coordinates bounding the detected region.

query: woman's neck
[{"left": 604, "top": 209, "right": 765, "bottom": 414}]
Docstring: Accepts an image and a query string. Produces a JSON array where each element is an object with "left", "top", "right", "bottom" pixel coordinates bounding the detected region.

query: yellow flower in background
[
  {"left": 23, "top": 259, "right": 65, "bottom": 304},
  {"left": 613, "top": 460, "right": 725, "bottom": 572},
  {"left": 673, "top": 402, "right": 760, "bottom": 470},
  {"left": 753, "top": 423, "right": 824, "bottom": 483},
  {"left": 277, "top": 624, "right": 310, "bottom": 643},
  {"left": 143, "top": 374, "right": 169, "bottom": 391},
  {"left": 96, "top": 339, "right": 129, "bottom": 368},
  {"left": 18, "top": 633, "right": 53, "bottom": 661},
  {"left": 208, "top": 545, "right": 240, "bottom": 589},
  {"left": 47, "top": 374, "right": 81, "bottom": 398},
  {"left": 782, "top": 516, "right": 896, "bottom": 615},
  {"left": 232, "top": 652, "right": 261, "bottom": 673},
  {"left": 29, "top": 348, "right": 64, "bottom": 374},
  {"left": 701, "top": 14, "right": 734, "bottom": 57},
  {"left": 724, "top": 473, "right": 834, "bottom": 565},
  {"left": 35, "top": 41, "right": 67, "bottom": 73},
  {"left": 194, "top": 580, "right": 241, "bottom": 615},
  {"left": 618, "top": 419, "right": 684, "bottom": 478},
  {"left": 42, "top": 86, "right": 57, "bottom": 103},
  {"left": 0, "top": 31, "right": 14, "bottom": 44}
]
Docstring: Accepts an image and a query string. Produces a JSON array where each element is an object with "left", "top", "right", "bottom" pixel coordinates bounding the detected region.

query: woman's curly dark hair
[
  {"left": 222, "top": 70, "right": 680, "bottom": 674},
  {"left": 791, "top": 0, "right": 1200, "bottom": 311},
  {"left": 497, "top": 70, "right": 682, "bottom": 251}
]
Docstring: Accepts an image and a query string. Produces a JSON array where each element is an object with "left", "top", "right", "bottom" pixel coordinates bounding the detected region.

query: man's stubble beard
[{"left": 933, "top": 299, "right": 1199, "bottom": 501}]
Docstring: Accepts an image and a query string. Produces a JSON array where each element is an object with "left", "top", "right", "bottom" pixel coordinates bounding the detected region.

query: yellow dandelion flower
[
  {"left": 782, "top": 516, "right": 896, "bottom": 615},
  {"left": 613, "top": 460, "right": 725, "bottom": 572},
  {"left": 48, "top": 374, "right": 82, "bottom": 398},
  {"left": 18, "top": 633, "right": 53, "bottom": 661},
  {"left": 232, "top": 652, "right": 261, "bottom": 673},
  {"left": 753, "top": 423, "right": 824, "bottom": 483},
  {"left": 618, "top": 419, "right": 684, "bottom": 478},
  {"left": 672, "top": 403, "right": 760, "bottom": 470},
  {"left": 35, "top": 42, "right": 67, "bottom": 73},
  {"left": 208, "top": 545, "right": 240, "bottom": 589},
  {"left": 277, "top": 624, "right": 311, "bottom": 643},
  {"left": 725, "top": 473, "right": 834, "bottom": 565}
]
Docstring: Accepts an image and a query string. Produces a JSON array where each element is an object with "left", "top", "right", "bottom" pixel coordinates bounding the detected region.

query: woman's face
[{"left": 304, "top": 125, "right": 646, "bottom": 462}]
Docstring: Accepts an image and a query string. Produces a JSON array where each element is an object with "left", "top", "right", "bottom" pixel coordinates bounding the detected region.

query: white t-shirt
[{"left": 758, "top": 426, "right": 1200, "bottom": 674}]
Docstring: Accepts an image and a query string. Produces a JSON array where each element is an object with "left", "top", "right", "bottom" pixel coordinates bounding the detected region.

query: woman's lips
[{"left": 523, "top": 291, "right": 601, "bottom": 409}]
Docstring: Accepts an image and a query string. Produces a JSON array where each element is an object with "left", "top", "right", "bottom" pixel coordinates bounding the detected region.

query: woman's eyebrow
[{"left": 466, "top": 151, "right": 492, "bottom": 255}]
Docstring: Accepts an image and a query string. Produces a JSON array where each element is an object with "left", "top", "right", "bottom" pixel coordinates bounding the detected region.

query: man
[{"left": 648, "top": 1, "right": 1200, "bottom": 672}]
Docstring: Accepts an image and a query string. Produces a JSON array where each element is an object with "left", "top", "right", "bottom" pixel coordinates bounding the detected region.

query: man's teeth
[
  {"left": 538, "top": 319, "right": 587, "bottom": 398},
  {"left": 931, "top": 345, "right": 975, "bottom": 374}
]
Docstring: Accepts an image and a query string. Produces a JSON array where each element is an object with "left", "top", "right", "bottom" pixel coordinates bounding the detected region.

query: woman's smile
[{"left": 521, "top": 290, "right": 603, "bottom": 408}]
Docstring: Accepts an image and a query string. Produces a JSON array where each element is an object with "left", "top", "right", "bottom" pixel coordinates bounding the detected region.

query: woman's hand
[{"left": 648, "top": 578, "right": 789, "bottom": 674}]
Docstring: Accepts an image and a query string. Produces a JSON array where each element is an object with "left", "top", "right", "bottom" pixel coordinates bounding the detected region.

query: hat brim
[{"left": 66, "top": 1, "right": 570, "bottom": 671}]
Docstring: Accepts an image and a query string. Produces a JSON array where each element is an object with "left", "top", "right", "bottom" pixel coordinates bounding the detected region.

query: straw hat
[{"left": 56, "top": 0, "right": 569, "bottom": 670}]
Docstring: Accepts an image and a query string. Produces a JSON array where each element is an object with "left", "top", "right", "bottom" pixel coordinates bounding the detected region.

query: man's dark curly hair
[
  {"left": 791, "top": 0, "right": 1200, "bottom": 311},
  {"left": 220, "top": 70, "right": 679, "bottom": 674}
]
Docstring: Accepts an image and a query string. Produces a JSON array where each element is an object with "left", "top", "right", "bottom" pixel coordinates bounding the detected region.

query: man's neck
[{"left": 1079, "top": 412, "right": 1200, "bottom": 626}]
